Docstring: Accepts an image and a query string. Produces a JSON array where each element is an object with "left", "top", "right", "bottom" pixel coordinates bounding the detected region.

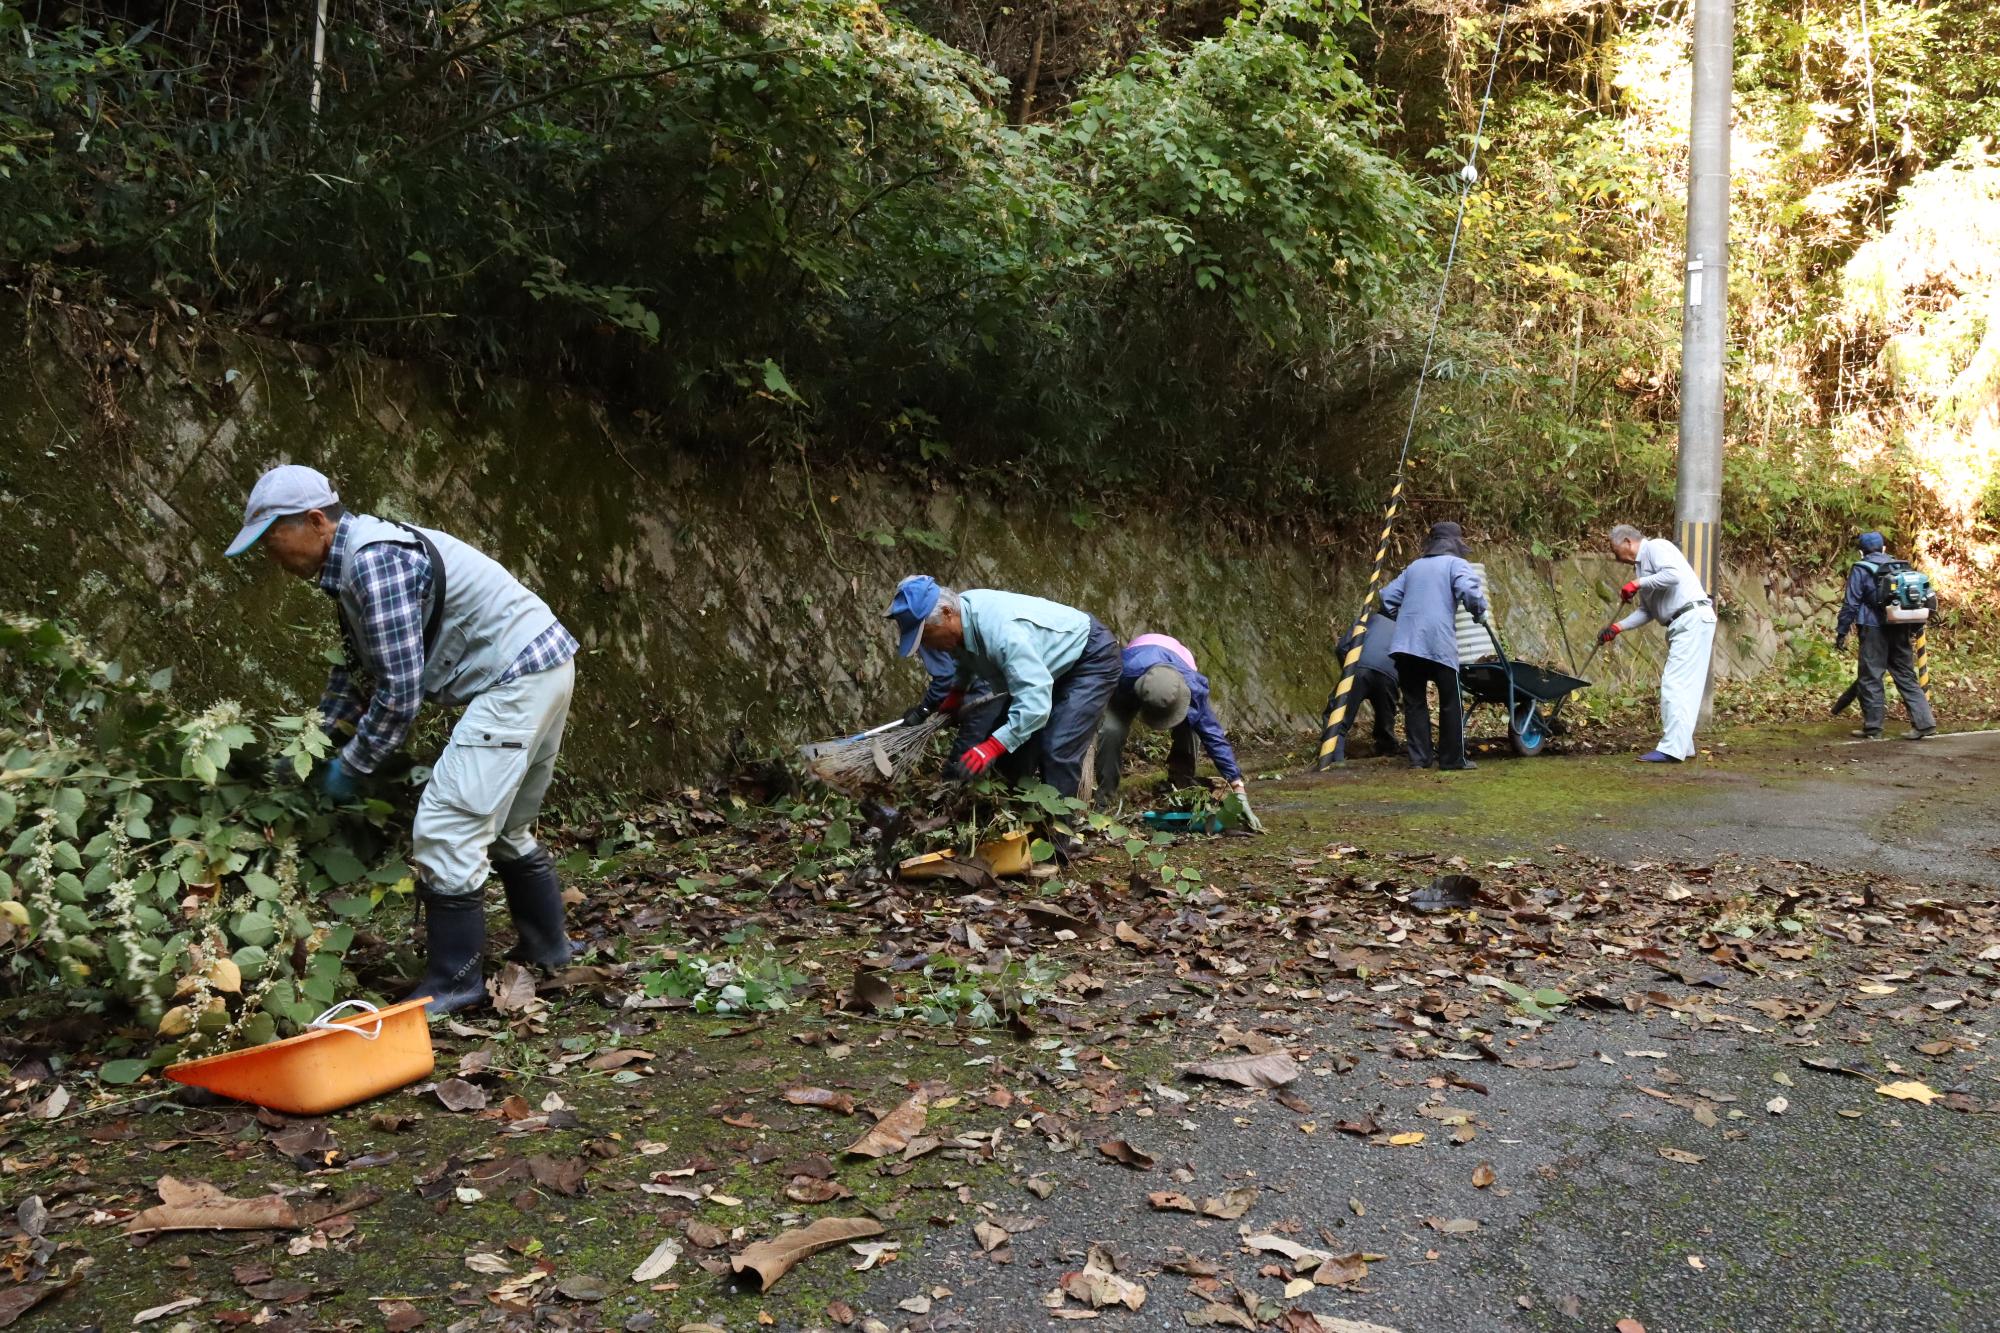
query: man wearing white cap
[{"left": 228, "top": 465, "right": 581, "bottom": 1013}]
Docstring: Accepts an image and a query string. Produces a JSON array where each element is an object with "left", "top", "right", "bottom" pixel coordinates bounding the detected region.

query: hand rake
[{"left": 799, "top": 693, "right": 1004, "bottom": 790}]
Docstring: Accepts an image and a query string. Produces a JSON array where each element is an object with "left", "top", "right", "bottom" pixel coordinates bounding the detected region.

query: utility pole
[{"left": 1676, "top": 0, "right": 1733, "bottom": 600}]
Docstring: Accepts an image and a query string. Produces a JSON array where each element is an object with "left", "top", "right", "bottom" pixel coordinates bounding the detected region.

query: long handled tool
[
  {"left": 1545, "top": 598, "right": 1620, "bottom": 731},
  {"left": 799, "top": 693, "right": 1007, "bottom": 790}
]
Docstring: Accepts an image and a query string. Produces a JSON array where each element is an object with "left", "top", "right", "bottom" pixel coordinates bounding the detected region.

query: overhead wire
[{"left": 1315, "top": 0, "right": 1515, "bottom": 769}]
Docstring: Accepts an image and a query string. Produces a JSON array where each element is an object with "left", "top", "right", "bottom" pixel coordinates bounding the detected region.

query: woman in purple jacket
[{"left": 1377, "top": 522, "right": 1488, "bottom": 771}]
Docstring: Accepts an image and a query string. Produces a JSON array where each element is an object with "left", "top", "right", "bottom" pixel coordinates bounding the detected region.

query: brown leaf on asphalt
[
  {"left": 434, "top": 1078, "right": 489, "bottom": 1112},
  {"left": 1185, "top": 1302, "right": 1258, "bottom": 1329},
  {"left": 124, "top": 1177, "right": 382, "bottom": 1234},
  {"left": 487, "top": 962, "right": 539, "bottom": 1013},
  {"left": 1113, "top": 921, "right": 1158, "bottom": 953},
  {"left": 973, "top": 1220, "right": 1010, "bottom": 1253},
  {"left": 1657, "top": 1147, "right": 1705, "bottom": 1165},
  {"left": 1471, "top": 1162, "right": 1497, "bottom": 1188},
  {"left": 379, "top": 1299, "right": 426, "bottom": 1331},
  {"left": 844, "top": 1090, "right": 929, "bottom": 1157},
  {"left": 845, "top": 967, "right": 896, "bottom": 1015},
  {"left": 0, "top": 1276, "right": 79, "bottom": 1329},
  {"left": 583, "top": 1048, "right": 654, "bottom": 1072},
  {"left": 1180, "top": 1050, "right": 1301, "bottom": 1089},
  {"left": 684, "top": 1220, "right": 731, "bottom": 1249},
  {"left": 1058, "top": 1244, "right": 1146, "bottom": 1310},
  {"left": 1333, "top": 1115, "right": 1380, "bottom": 1137},
  {"left": 1425, "top": 1216, "right": 1479, "bottom": 1235},
  {"left": 1875, "top": 1080, "right": 1941, "bottom": 1104},
  {"left": 527, "top": 1154, "right": 586, "bottom": 1196},
  {"left": 1095, "top": 1139, "right": 1156, "bottom": 1170},
  {"left": 730, "top": 1216, "right": 885, "bottom": 1291},
  {"left": 785, "top": 1177, "right": 855, "bottom": 1204},
  {"left": 1147, "top": 1191, "right": 1198, "bottom": 1213},
  {"left": 1617, "top": 1321, "right": 1647, "bottom": 1333},
  {"left": 1311, "top": 1253, "right": 1369, "bottom": 1286},
  {"left": 1203, "top": 1187, "right": 1258, "bottom": 1220},
  {"left": 132, "top": 1296, "right": 203, "bottom": 1324},
  {"left": 267, "top": 1123, "right": 340, "bottom": 1164},
  {"left": 1241, "top": 1233, "right": 1331, "bottom": 1267},
  {"left": 784, "top": 1087, "right": 858, "bottom": 1115}
]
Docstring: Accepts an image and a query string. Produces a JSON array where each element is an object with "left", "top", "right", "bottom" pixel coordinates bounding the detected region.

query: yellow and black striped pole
[
  {"left": 1914, "top": 626, "right": 1929, "bottom": 691},
  {"left": 1316, "top": 479, "right": 1405, "bottom": 769},
  {"left": 1311, "top": 3, "right": 1510, "bottom": 772}
]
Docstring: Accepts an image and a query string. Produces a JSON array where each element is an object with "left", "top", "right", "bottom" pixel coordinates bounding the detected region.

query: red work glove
[
  {"left": 937, "top": 689, "right": 965, "bottom": 716},
  {"left": 1620, "top": 580, "right": 1639, "bottom": 603},
  {"left": 957, "top": 736, "right": 1007, "bottom": 776},
  {"left": 1598, "top": 622, "right": 1622, "bottom": 645}
]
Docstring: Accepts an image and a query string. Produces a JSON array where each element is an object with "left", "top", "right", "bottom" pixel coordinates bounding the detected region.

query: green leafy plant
[
  {"left": 637, "top": 948, "right": 807, "bottom": 1015},
  {"left": 0, "top": 617, "right": 407, "bottom": 1063}
]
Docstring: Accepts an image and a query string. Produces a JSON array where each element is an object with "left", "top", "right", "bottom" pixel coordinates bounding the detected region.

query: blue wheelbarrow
[{"left": 1456, "top": 616, "right": 1589, "bottom": 757}]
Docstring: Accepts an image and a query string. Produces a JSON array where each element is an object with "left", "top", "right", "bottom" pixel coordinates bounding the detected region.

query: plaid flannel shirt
[{"left": 317, "top": 516, "right": 578, "bottom": 773}]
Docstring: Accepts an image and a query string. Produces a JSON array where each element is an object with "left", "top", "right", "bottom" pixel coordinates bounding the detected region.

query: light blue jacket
[
  {"left": 951, "top": 590, "right": 1092, "bottom": 751},
  {"left": 1378, "top": 555, "right": 1486, "bottom": 669}
]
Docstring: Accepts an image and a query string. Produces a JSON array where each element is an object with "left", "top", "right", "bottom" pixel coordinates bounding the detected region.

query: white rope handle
[{"left": 307, "top": 999, "right": 384, "bottom": 1040}]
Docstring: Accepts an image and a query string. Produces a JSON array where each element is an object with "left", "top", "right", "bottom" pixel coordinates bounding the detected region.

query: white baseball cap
[{"left": 226, "top": 464, "right": 341, "bottom": 556}]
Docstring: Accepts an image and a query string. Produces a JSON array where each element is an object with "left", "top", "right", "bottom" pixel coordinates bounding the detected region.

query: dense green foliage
[
  {"left": 4, "top": 0, "right": 2000, "bottom": 551},
  {"left": 1, "top": 0, "right": 1418, "bottom": 508},
  {"left": 0, "top": 618, "right": 405, "bottom": 1067}
]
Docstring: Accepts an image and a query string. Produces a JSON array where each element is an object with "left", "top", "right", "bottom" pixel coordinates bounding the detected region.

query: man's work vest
[{"left": 337, "top": 514, "right": 558, "bottom": 707}]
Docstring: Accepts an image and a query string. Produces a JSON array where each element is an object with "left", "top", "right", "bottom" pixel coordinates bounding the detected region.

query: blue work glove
[{"left": 318, "top": 756, "right": 362, "bottom": 802}]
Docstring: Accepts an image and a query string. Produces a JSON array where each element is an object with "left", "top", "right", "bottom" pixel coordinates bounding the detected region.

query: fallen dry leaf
[
  {"left": 1095, "top": 1139, "right": 1156, "bottom": 1170},
  {"left": 632, "top": 1237, "right": 682, "bottom": 1282},
  {"left": 1657, "top": 1147, "right": 1705, "bottom": 1165},
  {"left": 1147, "top": 1191, "right": 1198, "bottom": 1213},
  {"left": 1312, "top": 1253, "right": 1369, "bottom": 1286},
  {"left": 844, "top": 1091, "right": 929, "bottom": 1158},
  {"left": 1180, "top": 1050, "right": 1302, "bottom": 1089},
  {"left": 1059, "top": 1244, "right": 1146, "bottom": 1310},
  {"left": 124, "top": 1178, "right": 381, "bottom": 1234},
  {"left": 1874, "top": 1080, "right": 1941, "bottom": 1105},
  {"left": 731, "top": 1217, "right": 885, "bottom": 1291},
  {"left": 1185, "top": 1302, "right": 1258, "bottom": 1329},
  {"left": 1203, "top": 1186, "right": 1258, "bottom": 1220},
  {"left": 1471, "top": 1163, "right": 1496, "bottom": 1189},
  {"left": 973, "top": 1220, "right": 1010, "bottom": 1253},
  {"left": 1617, "top": 1321, "right": 1647, "bottom": 1333},
  {"left": 784, "top": 1087, "right": 858, "bottom": 1116},
  {"left": 1425, "top": 1216, "right": 1480, "bottom": 1235},
  {"left": 132, "top": 1296, "right": 202, "bottom": 1325},
  {"left": 487, "top": 962, "right": 539, "bottom": 1013},
  {"left": 434, "top": 1078, "right": 489, "bottom": 1113},
  {"left": 0, "top": 1276, "right": 79, "bottom": 1329}
]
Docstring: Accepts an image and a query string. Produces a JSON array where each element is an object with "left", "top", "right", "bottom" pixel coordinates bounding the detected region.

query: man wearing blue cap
[
  {"left": 1835, "top": 531, "right": 1937, "bottom": 740},
  {"left": 227, "top": 464, "right": 582, "bottom": 1013},
  {"left": 885, "top": 577, "right": 1120, "bottom": 799}
]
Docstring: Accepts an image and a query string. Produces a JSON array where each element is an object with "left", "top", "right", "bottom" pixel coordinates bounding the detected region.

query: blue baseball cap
[
  {"left": 1858, "top": 531, "right": 1886, "bottom": 553},
  {"left": 885, "top": 575, "right": 941, "bottom": 658},
  {"left": 228, "top": 464, "right": 340, "bottom": 556}
]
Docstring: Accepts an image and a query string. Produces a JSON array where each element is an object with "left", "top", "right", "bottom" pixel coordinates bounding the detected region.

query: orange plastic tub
[{"left": 165, "top": 997, "right": 436, "bottom": 1115}]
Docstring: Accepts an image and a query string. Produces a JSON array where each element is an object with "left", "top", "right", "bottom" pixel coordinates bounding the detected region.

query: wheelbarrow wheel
[{"left": 1510, "top": 701, "right": 1549, "bottom": 757}]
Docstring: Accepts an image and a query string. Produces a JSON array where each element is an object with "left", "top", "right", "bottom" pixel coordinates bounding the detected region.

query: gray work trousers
[
  {"left": 1857, "top": 625, "right": 1935, "bottom": 733},
  {"left": 1093, "top": 699, "right": 1200, "bottom": 799},
  {"left": 414, "top": 659, "right": 574, "bottom": 898}
]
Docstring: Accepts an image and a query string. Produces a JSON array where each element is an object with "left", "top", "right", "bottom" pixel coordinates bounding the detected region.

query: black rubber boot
[
  {"left": 406, "top": 889, "right": 487, "bottom": 1015},
  {"left": 494, "top": 847, "right": 577, "bottom": 969}
]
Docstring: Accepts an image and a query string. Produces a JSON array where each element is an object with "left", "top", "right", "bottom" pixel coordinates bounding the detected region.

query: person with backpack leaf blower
[
  {"left": 1597, "top": 524, "right": 1715, "bottom": 763},
  {"left": 1834, "top": 531, "right": 1938, "bottom": 740}
]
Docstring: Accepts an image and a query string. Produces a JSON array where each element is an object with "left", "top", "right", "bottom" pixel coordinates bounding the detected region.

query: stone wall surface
[{"left": 0, "top": 330, "right": 1840, "bottom": 785}]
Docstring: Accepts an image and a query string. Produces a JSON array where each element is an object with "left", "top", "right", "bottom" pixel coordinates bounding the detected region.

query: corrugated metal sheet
[{"left": 1455, "top": 562, "right": 1498, "bottom": 662}]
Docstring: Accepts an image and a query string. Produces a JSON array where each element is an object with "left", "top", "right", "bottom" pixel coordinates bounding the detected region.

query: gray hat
[
  {"left": 227, "top": 465, "right": 339, "bottom": 556},
  {"left": 1134, "top": 664, "right": 1191, "bottom": 730}
]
